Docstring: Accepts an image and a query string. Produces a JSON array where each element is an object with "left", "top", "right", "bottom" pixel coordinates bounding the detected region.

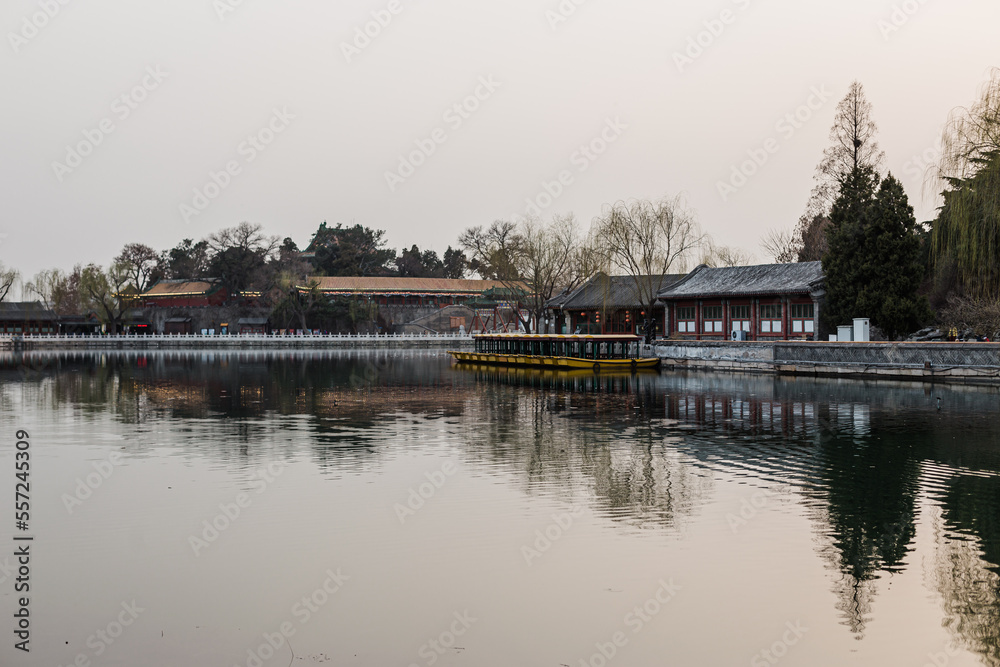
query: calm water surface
[{"left": 1, "top": 350, "right": 1000, "bottom": 666}]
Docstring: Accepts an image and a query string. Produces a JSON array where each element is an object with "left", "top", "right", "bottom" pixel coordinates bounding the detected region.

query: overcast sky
[{"left": 1, "top": 0, "right": 997, "bottom": 284}]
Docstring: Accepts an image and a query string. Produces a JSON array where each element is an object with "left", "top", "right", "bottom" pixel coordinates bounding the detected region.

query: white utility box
[
  {"left": 837, "top": 325, "right": 853, "bottom": 342},
  {"left": 853, "top": 318, "right": 870, "bottom": 342}
]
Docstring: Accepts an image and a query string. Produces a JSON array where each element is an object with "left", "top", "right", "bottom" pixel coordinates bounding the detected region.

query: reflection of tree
[
  {"left": 811, "top": 426, "right": 923, "bottom": 636},
  {"left": 12, "top": 347, "right": 1000, "bottom": 651},
  {"left": 931, "top": 475, "right": 1000, "bottom": 665},
  {"left": 454, "top": 367, "right": 710, "bottom": 531},
  {"left": 0, "top": 350, "right": 479, "bottom": 474}
]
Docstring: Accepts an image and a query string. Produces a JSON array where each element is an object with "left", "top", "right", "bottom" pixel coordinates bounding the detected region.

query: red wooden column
[
  {"left": 723, "top": 299, "right": 730, "bottom": 340},
  {"left": 696, "top": 300, "right": 702, "bottom": 341}
]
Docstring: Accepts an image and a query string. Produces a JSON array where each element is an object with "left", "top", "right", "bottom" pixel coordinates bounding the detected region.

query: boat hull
[{"left": 447, "top": 350, "right": 660, "bottom": 371}]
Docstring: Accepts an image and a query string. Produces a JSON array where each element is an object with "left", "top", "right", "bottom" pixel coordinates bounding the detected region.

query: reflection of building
[
  {"left": 0, "top": 302, "right": 59, "bottom": 334},
  {"left": 657, "top": 262, "right": 825, "bottom": 341},
  {"left": 547, "top": 273, "right": 685, "bottom": 335}
]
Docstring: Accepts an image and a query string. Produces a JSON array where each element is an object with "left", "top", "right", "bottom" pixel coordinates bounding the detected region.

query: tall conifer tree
[{"left": 823, "top": 170, "right": 930, "bottom": 338}]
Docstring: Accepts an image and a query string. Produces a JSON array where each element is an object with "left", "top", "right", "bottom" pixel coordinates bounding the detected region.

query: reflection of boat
[
  {"left": 448, "top": 333, "right": 660, "bottom": 371},
  {"left": 454, "top": 362, "right": 660, "bottom": 391}
]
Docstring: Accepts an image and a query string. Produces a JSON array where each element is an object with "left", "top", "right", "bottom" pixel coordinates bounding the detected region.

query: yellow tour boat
[{"left": 448, "top": 333, "right": 660, "bottom": 372}]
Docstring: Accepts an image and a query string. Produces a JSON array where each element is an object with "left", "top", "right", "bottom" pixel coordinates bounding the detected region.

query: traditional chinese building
[
  {"left": 306, "top": 277, "right": 529, "bottom": 333},
  {"left": 139, "top": 280, "right": 229, "bottom": 308},
  {"left": 306, "top": 277, "right": 516, "bottom": 306},
  {"left": 546, "top": 273, "right": 687, "bottom": 335},
  {"left": 0, "top": 302, "right": 59, "bottom": 334},
  {"left": 136, "top": 280, "right": 268, "bottom": 334},
  {"left": 656, "top": 262, "right": 825, "bottom": 341}
]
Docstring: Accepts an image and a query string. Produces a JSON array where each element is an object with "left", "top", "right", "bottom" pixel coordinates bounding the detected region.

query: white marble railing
[{"left": 5, "top": 332, "right": 474, "bottom": 342}]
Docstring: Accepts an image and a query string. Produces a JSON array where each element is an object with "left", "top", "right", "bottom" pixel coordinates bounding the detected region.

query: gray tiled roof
[
  {"left": 0, "top": 301, "right": 58, "bottom": 321},
  {"left": 657, "top": 262, "right": 824, "bottom": 299},
  {"left": 548, "top": 274, "right": 686, "bottom": 310}
]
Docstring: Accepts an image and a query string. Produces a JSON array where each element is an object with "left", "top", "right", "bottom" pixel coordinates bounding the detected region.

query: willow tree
[
  {"left": 80, "top": 262, "right": 131, "bottom": 333},
  {"left": 932, "top": 69, "right": 1000, "bottom": 298},
  {"left": 593, "top": 196, "right": 703, "bottom": 342}
]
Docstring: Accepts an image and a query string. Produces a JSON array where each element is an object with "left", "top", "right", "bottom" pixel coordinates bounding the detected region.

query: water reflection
[{"left": 5, "top": 350, "right": 1000, "bottom": 665}]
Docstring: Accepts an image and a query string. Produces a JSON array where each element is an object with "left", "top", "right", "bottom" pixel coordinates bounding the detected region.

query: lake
[{"left": 1, "top": 349, "right": 999, "bottom": 666}]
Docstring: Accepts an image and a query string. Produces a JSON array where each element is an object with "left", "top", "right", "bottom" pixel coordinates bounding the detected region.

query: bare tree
[
  {"left": 459, "top": 220, "right": 521, "bottom": 283},
  {"left": 206, "top": 222, "right": 281, "bottom": 293},
  {"left": 115, "top": 243, "right": 161, "bottom": 294},
  {"left": 760, "top": 228, "right": 799, "bottom": 263},
  {"left": 593, "top": 196, "right": 704, "bottom": 341},
  {"left": 701, "top": 239, "right": 755, "bottom": 267},
  {"left": 796, "top": 81, "right": 886, "bottom": 236},
  {"left": 517, "top": 214, "right": 587, "bottom": 332},
  {"left": 206, "top": 221, "right": 279, "bottom": 256},
  {"left": 0, "top": 261, "right": 20, "bottom": 303},
  {"left": 816, "top": 81, "right": 886, "bottom": 204},
  {"left": 460, "top": 215, "right": 585, "bottom": 332}
]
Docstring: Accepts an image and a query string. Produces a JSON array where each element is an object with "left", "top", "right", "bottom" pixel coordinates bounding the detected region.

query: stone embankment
[{"left": 651, "top": 340, "right": 1000, "bottom": 385}]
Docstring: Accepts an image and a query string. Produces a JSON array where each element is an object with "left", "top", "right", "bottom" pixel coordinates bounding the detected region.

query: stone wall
[
  {"left": 653, "top": 340, "right": 1000, "bottom": 384},
  {"left": 136, "top": 306, "right": 272, "bottom": 334}
]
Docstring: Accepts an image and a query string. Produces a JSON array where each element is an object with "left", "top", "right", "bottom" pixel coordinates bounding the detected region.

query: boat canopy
[{"left": 473, "top": 333, "right": 642, "bottom": 342}]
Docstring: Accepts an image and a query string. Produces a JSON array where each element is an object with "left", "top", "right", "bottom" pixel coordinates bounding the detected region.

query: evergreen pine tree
[
  {"left": 822, "top": 166, "right": 879, "bottom": 330},
  {"left": 858, "top": 175, "right": 931, "bottom": 337},
  {"left": 822, "top": 169, "right": 931, "bottom": 338}
]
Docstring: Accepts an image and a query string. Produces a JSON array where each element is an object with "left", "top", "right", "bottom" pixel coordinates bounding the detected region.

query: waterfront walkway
[{"left": 652, "top": 339, "right": 1000, "bottom": 384}]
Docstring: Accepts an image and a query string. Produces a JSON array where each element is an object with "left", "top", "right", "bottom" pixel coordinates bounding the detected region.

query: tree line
[
  {"left": 760, "top": 69, "right": 1000, "bottom": 339},
  {"left": 6, "top": 197, "right": 746, "bottom": 336},
  {"left": 6, "top": 70, "right": 997, "bottom": 339}
]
